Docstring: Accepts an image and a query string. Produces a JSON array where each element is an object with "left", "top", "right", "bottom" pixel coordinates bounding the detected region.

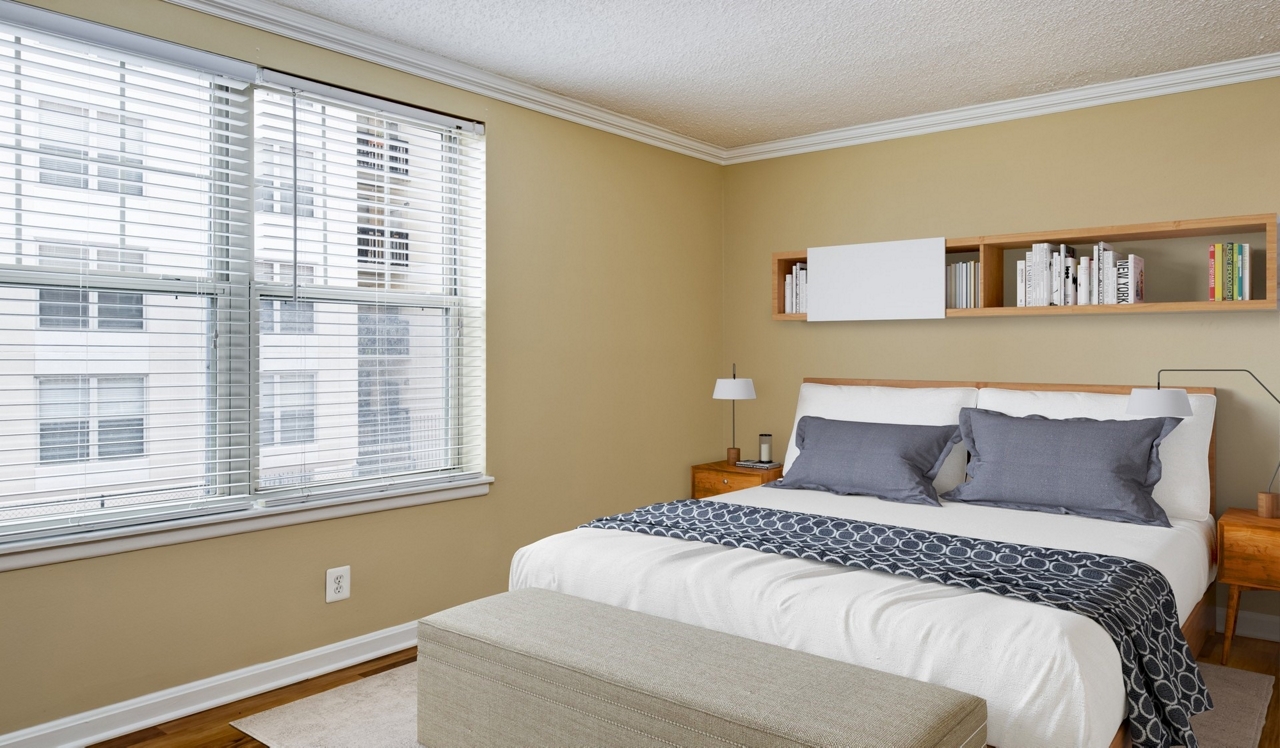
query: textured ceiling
[{"left": 264, "top": 0, "right": 1280, "bottom": 149}]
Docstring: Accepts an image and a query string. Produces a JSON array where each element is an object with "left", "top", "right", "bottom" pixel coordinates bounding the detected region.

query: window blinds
[
  {"left": 0, "top": 23, "right": 253, "bottom": 541},
  {"left": 0, "top": 10, "right": 486, "bottom": 544},
  {"left": 251, "top": 83, "right": 485, "bottom": 504}
]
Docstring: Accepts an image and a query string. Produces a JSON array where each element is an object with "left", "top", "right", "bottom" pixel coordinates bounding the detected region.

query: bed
[{"left": 511, "top": 379, "right": 1219, "bottom": 748}]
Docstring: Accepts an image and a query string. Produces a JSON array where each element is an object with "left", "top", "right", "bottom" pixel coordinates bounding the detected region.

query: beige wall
[
  {"left": 3, "top": 0, "right": 1280, "bottom": 735},
  {"left": 0, "top": 0, "right": 725, "bottom": 733},
  {"left": 721, "top": 78, "right": 1280, "bottom": 619}
]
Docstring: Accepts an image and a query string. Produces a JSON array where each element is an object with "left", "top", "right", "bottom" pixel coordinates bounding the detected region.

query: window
[
  {"left": 261, "top": 372, "right": 316, "bottom": 446},
  {"left": 38, "top": 376, "right": 144, "bottom": 463},
  {"left": 37, "top": 101, "right": 144, "bottom": 195},
  {"left": 0, "top": 16, "right": 485, "bottom": 544},
  {"left": 34, "top": 244, "right": 146, "bottom": 329}
]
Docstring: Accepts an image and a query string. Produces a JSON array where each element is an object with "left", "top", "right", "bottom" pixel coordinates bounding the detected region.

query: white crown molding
[
  {"left": 161, "top": 0, "right": 724, "bottom": 163},
  {"left": 0, "top": 619, "right": 418, "bottom": 748},
  {"left": 130, "top": 2, "right": 1280, "bottom": 165},
  {"left": 721, "top": 50, "right": 1280, "bottom": 164}
]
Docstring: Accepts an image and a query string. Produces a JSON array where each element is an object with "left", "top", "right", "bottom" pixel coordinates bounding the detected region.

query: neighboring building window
[
  {"left": 36, "top": 245, "right": 145, "bottom": 330},
  {"left": 261, "top": 372, "right": 316, "bottom": 446},
  {"left": 38, "top": 101, "right": 143, "bottom": 195},
  {"left": 38, "top": 376, "right": 144, "bottom": 463},
  {"left": 38, "top": 377, "right": 89, "bottom": 463}
]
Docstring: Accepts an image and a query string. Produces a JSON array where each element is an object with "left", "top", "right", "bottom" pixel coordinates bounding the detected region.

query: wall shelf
[{"left": 773, "top": 214, "right": 1278, "bottom": 321}]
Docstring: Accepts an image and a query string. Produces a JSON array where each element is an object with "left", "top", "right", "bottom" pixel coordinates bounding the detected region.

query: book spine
[
  {"left": 1081, "top": 257, "right": 1092, "bottom": 305},
  {"left": 1023, "top": 253, "right": 1032, "bottom": 307},
  {"left": 797, "top": 263, "right": 807, "bottom": 314},
  {"left": 1116, "top": 259, "right": 1130, "bottom": 304},
  {"left": 1051, "top": 252, "right": 1061, "bottom": 306},
  {"left": 785, "top": 273, "right": 794, "bottom": 314},
  {"left": 1090, "top": 246, "right": 1100, "bottom": 304},
  {"left": 1235, "top": 244, "right": 1244, "bottom": 301},
  {"left": 1213, "top": 244, "right": 1223, "bottom": 301},
  {"left": 1208, "top": 245, "right": 1216, "bottom": 301},
  {"left": 1131, "top": 255, "right": 1144, "bottom": 303},
  {"left": 1243, "top": 243, "right": 1252, "bottom": 301},
  {"left": 1224, "top": 243, "right": 1235, "bottom": 301}
]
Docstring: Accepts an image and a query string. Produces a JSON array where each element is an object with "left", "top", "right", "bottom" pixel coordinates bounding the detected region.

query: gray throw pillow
[
  {"left": 771, "top": 416, "right": 961, "bottom": 506},
  {"left": 941, "top": 408, "right": 1179, "bottom": 527}
]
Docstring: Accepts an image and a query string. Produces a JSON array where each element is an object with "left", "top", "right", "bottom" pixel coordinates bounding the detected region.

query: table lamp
[
  {"left": 1127, "top": 368, "right": 1279, "bottom": 518},
  {"left": 713, "top": 364, "right": 755, "bottom": 464}
]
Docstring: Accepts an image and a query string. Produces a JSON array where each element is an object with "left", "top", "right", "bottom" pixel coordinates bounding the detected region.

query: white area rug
[
  {"left": 233, "top": 662, "right": 1274, "bottom": 748},
  {"left": 234, "top": 665, "right": 417, "bottom": 748}
]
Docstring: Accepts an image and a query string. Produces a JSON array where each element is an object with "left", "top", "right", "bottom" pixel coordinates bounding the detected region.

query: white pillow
[
  {"left": 974, "top": 388, "right": 1216, "bottom": 522},
  {"left": 784, "top": 384, "right": 979, "bottom": 494}
]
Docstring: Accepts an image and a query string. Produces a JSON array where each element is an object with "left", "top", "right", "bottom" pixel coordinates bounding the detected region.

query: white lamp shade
[
  {"left": 1126, "top": 388, "right": 1194, "bottom": 418},
  {"left": 713, "top": 378, "right": 756, "bottom": 400}
]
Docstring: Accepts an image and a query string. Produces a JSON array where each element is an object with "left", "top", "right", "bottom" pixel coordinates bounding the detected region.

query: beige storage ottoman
[{"left": 418, "top": 588, "right": 986, "bottom": 748}]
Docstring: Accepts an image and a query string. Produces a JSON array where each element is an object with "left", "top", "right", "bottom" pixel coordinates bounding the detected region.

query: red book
[{"left": 1208, "top": 245, "right": 1216, "bottom": 301}]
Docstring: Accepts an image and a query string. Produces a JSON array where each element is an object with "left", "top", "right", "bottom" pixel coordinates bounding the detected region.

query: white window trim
[{"left": 0, "top": 475, "right": 492, "bottom": 572}]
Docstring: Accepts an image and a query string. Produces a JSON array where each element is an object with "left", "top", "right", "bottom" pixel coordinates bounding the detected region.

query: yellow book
[{"left": 1213, "top": 243, "right": 1223, "bottom": 301}]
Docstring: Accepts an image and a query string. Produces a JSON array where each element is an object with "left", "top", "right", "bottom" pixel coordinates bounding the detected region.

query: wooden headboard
[{"left": 803, "top": 378, "right": 1218, "bottom": 515}]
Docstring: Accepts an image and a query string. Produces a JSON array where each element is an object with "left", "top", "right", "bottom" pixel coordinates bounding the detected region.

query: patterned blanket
[{"left": 584, "top": 499, "right": 1211, "bottom": 748}]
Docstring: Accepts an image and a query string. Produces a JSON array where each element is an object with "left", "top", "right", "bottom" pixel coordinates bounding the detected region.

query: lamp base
[
  {"left": 726, "top": 447, "right": 740, "bottom": 464},
  {"left": 1260, "top": 492, "right": 1280, "bottom": 519}
]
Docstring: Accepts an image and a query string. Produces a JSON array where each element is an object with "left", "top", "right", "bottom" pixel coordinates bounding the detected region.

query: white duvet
[{"left": 510, "top": 486, "right": 1214, "bottom": 748}]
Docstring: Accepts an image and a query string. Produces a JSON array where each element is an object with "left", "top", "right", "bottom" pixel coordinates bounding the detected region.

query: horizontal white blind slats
[
  {"left": 252, "top": 84, "right": 484, "bottom": 498},
  {"left": 0, "top": 18, "right": 486, "bottom": 543},
  {"left": 0, "top": 23, "right": 254, "bottom": 540}
]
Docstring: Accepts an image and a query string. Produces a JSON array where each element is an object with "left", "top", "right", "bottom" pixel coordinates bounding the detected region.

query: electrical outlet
[{"left": 326, "top": 565, "right": 351, "bottom": 603}]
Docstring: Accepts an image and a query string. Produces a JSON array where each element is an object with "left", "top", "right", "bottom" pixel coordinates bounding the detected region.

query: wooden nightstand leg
[{"left": 1222, "top": 584, "right": 1241, "bottom": 665}]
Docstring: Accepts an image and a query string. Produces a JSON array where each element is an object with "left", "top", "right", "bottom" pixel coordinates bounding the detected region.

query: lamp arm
[
  {"left": 1157, "top": 368, "right": 1280, "bottom": 406},
  {"left": 1157, "top": 368, "right": 1280, "bottom": 492}
]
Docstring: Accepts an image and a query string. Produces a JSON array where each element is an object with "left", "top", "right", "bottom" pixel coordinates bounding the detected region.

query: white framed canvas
[{"left": 807, "top": 237, "right": 945, "bottom": 321}]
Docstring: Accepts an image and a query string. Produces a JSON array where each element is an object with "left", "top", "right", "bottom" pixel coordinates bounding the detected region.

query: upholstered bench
[{"left": 418, "top": 588, "right": 986, "bottom": 747}]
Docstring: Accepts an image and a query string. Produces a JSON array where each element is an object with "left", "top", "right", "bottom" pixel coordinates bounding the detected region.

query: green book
[{"left": 1236, "top": 243, "right": 1246, "bottom": 300}]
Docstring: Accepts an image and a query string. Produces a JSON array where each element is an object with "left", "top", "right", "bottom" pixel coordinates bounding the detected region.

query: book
[
  {"left": 796, "top": 262, "right": 808, "bottom": 314},
  {"left": 1066, "top": 257, "right": 1077, "bottom": 305},
  {"left": 1208, "top": 245, "right": 1217, "bottom": 301},
  {"left": 1099, "top": 243, "right": 1116, "bottom": 304},
  {"left": 1078, "top": 256, "right": 1091, "bottom": 305},
  {"left": 736, "top": 460, "right": 781, "bottom": 470},
  {"left": 784, "top": 273, "right": 794, "bottom": 314},
  {"left": 1116, "top": 255, "right": 1144, "bottom": 304},
  {"left": 1090, "top": 245, "right": 1100, "bottom": 304},
  {"left": 1218, "top": 247, "right": 1228, "bottom": 302},
  {"left": 1235, "top": 244, "right": 1245, "bottom": 301},
  {"left": 1243, "top": 243, "right": 1251, "bottom": 300},
  {"left": 1051, "top": 252, "right": 1061, "bottom": 306}
]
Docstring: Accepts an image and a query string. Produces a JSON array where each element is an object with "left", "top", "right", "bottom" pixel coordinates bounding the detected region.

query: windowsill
[{"left": 0, "top": 475, "right": 494, "bottom": 572}]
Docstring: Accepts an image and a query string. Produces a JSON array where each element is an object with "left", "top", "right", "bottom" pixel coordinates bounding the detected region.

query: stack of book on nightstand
[{"left": 736, "top": 460, "right": 782, "bottom": 470}]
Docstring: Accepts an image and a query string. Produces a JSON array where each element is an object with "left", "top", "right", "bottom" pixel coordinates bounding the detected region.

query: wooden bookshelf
[{"left": 772, "top": 214, "right": 1277, "bottom": 320}]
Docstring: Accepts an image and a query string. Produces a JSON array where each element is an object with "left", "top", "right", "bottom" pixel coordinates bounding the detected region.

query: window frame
[{"left": 0, "top": 4, "right": 489, "bottom": 569}]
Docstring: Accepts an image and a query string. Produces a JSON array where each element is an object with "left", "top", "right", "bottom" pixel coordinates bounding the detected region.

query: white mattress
[{"left": 510, "top": 486, "right": 1215, "bottom": 748}]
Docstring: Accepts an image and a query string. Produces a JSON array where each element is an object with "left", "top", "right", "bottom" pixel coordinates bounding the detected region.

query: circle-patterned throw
[{"left": 584, "top": 499, "right": 1211, "bottom": 748}]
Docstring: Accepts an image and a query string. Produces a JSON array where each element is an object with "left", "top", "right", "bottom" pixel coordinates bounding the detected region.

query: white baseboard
[
  {"left": 3, "top": 605, "right": 1273, "bottom": 747},
  {"left": 1216, "top": 606, "right": 1280, "bottom": 643},
  {"left": 0, "top": 620, "right": 418, "bottom": 748}
]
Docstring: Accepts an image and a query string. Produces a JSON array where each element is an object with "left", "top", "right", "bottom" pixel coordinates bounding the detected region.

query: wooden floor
[
  {"left": 92, "top": 634, "right": 1279, "bottom": 747},
  {"left": 90, "top": 648, "right": 416, "bottom": 748}
]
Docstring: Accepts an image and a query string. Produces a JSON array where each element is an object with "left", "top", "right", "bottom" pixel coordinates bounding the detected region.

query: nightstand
[
  {"left": 1217, "top": 507, "right": 1280, "bottom": 664},
  {"left": 692, "top": 461, "right": 783, "bottom": 499}
]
